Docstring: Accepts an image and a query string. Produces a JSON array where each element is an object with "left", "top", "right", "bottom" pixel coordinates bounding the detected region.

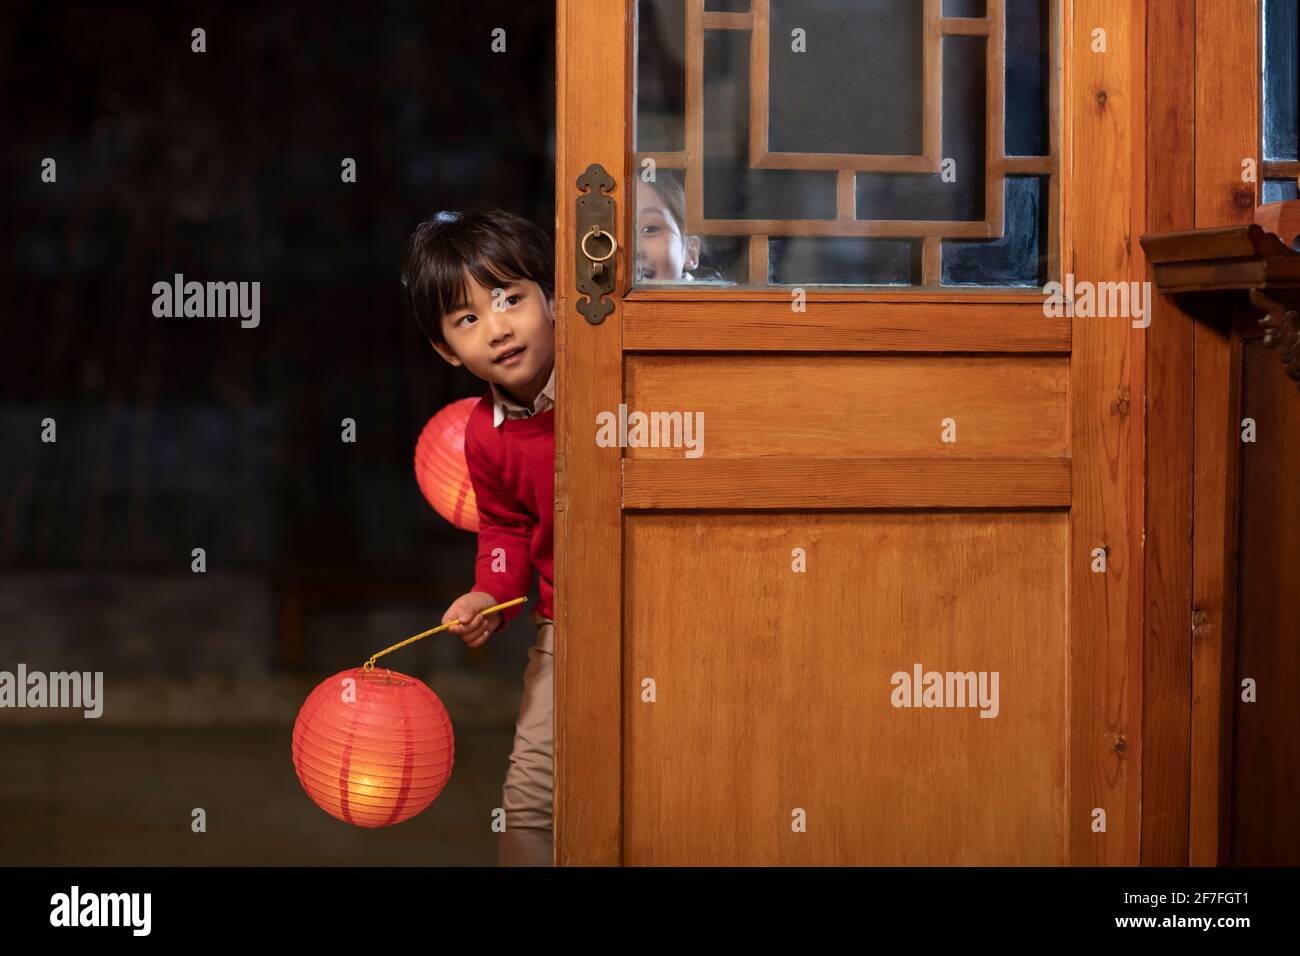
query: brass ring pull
[
  {"left": 581, "top": 225, "right": 617, "bottom": 263},
  {"left": 581, "top": 226, "right": 617, "bottom": 285}
]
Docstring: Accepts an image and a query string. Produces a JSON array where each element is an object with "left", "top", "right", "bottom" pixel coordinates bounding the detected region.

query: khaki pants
[{"left": 498, "top": 611, "right": 554, "bottom": 866}]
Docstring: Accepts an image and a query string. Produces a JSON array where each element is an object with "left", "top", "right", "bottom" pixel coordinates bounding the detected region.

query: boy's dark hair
[{"left": 401, "top": 209, "right": 555, "bottom": 346}]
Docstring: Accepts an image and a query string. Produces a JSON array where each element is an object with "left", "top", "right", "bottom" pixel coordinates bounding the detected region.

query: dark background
[{"left": 0, "top": 1, "right": 555, "bottom": 864}]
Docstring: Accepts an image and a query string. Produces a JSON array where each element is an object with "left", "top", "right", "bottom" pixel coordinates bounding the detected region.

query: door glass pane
[
  {"left": 633, "top": 0, "right": 1059, "bottom": 289},
  {"left": 1263, "top": 0, "right": 1299, "bottom": 163},
  {"left": 1261, "top": 0, "right": 1300, "bottom": 212}
]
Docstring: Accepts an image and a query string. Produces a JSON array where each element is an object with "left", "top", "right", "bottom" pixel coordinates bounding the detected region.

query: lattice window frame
[{"left": 633, "top": 0, "right": 1061, "bottom": 288}]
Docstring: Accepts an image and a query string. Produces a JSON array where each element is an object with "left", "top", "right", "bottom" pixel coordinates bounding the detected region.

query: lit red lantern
[
  {"left": 414, "top": 398, "right": 480, "bottom": 532},
  {"left": 291, "top": 668, "right": 455, "bottom": 828}
]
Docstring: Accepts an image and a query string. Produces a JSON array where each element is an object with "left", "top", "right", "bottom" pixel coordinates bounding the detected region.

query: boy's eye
[
  {"left": 641, "top": 225, "right": 660, "bottom": 235},
  {"left": 506, "top": 293, "right": 522, "bottom": 306},
  {"left": 455, "top": 313, "right": 476, "bottom": 326}
]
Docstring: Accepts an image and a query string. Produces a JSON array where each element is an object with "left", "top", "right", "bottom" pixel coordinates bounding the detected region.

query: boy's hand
[{"left": 443, "top": 591, "right": 504, "bottom": 649}]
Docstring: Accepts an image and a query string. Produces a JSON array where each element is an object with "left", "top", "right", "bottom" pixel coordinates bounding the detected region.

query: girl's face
[{"left": 635, "top": 180, "right": 701, "bottom": 281}]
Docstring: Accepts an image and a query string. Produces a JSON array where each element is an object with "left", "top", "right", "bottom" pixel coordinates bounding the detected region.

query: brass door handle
[
  {"left": 575, "top": 163, "right": 616, "bottom": 325},
  {"left": 581, "top": 225, "right": 617, "bottom": 284}
]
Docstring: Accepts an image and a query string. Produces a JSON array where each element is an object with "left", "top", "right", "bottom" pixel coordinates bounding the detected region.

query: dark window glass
[
  {"left": 705, "top": 28, "right": 838, "bottom": 219},
  {"left": 636, "top": 0, "right": 686, "bottom": 152},
  {"left": 1006, "top": 0, "right": 1049, "bottom": 156},
  {"left": 769, "top": 237, "right": 917, "bottom": 285},
  {"left": 769, "top": 0, "right": 924, "bottom": 156},
  {"left": 1263, "top": 0, "right": 1299, "bottom": 162},
  {"left": 855, "top": 36, "right": 986, "bottom": 221},
  {"left": 1263, "top": 178, "right": 1300, "bottom": 202},
  {"left": 942, "top": 176, "right": 1047, "bottom": 286}
]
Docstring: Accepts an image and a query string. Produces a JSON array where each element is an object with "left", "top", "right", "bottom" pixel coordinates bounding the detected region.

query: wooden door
[{"left": 555, "top": 0, "right": 1145, "bottom": 865}]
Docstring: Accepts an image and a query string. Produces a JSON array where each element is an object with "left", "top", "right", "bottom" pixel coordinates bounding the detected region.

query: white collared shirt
[{"left": 490, "top": 365, "right": 556, "bottom": 427}]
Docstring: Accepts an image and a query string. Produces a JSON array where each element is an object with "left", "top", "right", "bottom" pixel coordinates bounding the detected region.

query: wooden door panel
[
  {"left": 625, "top": 355, "right": 1068, "bottom": 457},
  {"left": 623, "top": 298, "right": 1070, "bottom": 351},
  {"left": 623, "top": 457, "right": 1071, "bottom": 509},
  {"left": 557, "top": 0, "right": 1144, "bottom": 866},
  {"left": 624, "top": 511, "right": 1067, "bottom": 865}
]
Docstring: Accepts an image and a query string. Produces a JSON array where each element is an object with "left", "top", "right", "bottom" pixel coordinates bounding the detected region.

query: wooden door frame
[
  {"left": 555, "top": 0, "right": 1146, "bottom": 866},
  {"left": 553, "top": 0, "right": 628, "bottom": 866}
]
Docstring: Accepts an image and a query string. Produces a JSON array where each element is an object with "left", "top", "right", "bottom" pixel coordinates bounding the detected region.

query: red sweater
[{"left": 463, "top": 393, "right": 554, "bottom": 628}]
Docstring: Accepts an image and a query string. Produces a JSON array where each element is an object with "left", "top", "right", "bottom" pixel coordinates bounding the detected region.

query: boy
[{"left": 401, "top": 209, "right": 556, "bottom": 867}]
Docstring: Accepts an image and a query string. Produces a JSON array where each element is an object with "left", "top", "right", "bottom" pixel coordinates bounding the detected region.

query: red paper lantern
[
  {"left": 292, "top": 668, "right": 455, "bottom": 828},
  {"left": 414, "top": 398, "right": 480, "bottom": 532}
]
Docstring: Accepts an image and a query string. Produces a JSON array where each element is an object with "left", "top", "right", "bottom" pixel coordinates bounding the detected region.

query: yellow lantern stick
[{"left": 362, "top": 596, "right": 528, "bottom": 672}]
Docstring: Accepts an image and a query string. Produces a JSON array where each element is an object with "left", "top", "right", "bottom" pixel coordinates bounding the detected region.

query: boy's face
[
  {"left": 432, "top": 270, "right": 555, "bottom": 404},
  {"left": 635, "top": 179, "right": 700, "bottom": 281}
]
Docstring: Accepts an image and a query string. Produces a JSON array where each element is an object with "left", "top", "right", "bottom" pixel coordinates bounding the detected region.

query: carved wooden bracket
[
  {"left": 1248, "top": 289, "right": 1300, "bottom": 386},
  {"left": 1140, "top": 203, "right": 1300, "bottom": 391}
]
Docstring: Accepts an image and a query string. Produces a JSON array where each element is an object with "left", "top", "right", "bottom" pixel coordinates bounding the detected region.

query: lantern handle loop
[{"left": 362, "top": 597, "right": 528, "bottom": 672}]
